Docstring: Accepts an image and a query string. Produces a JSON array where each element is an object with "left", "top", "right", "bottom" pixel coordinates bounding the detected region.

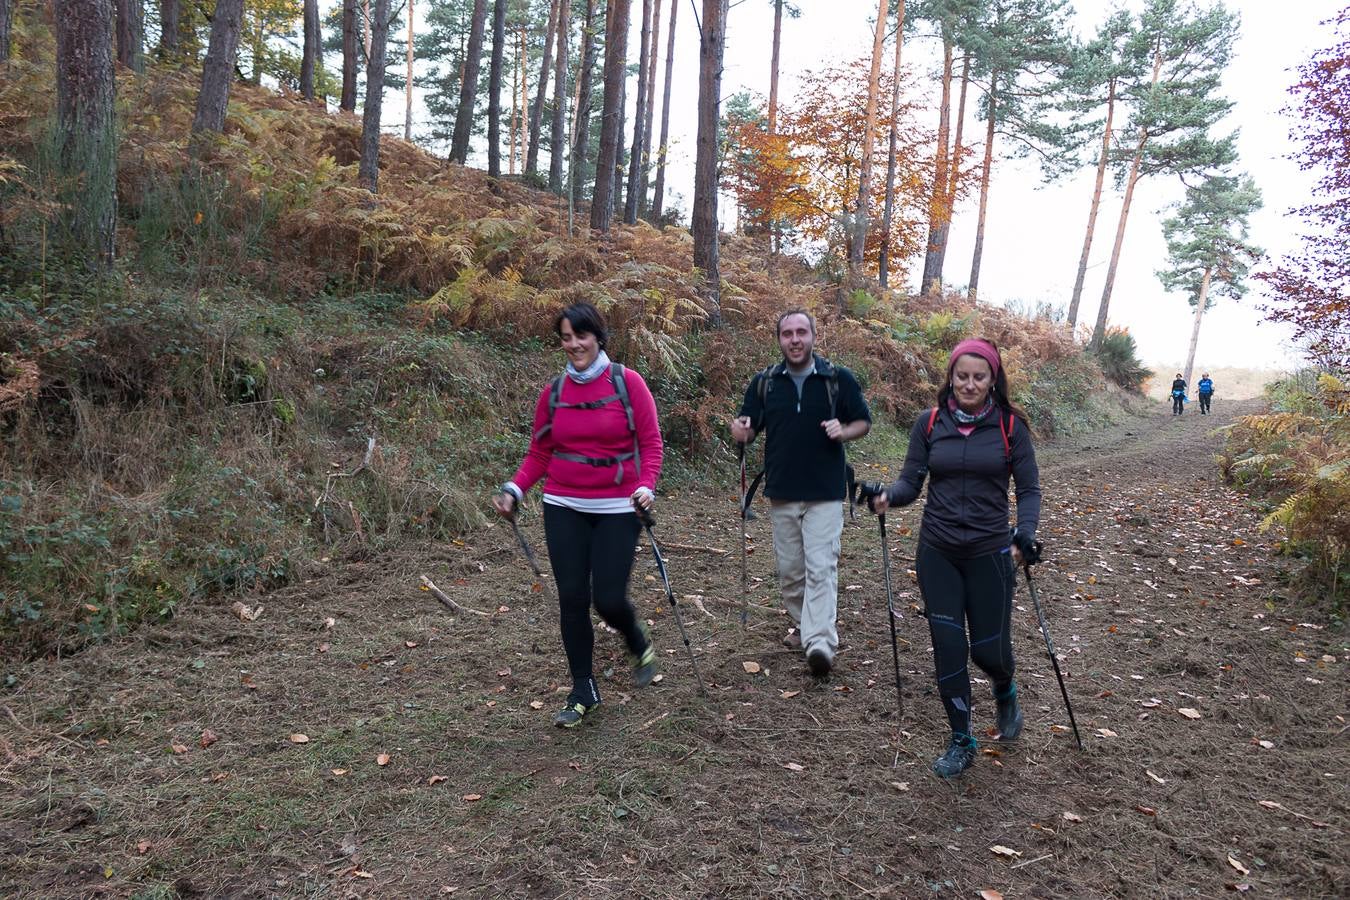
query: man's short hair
[{"left": 776, "top": 309, "right": 816, "bottom": 336}]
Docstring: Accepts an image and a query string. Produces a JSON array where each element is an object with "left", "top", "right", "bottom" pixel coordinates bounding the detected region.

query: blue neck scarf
[{"left": 567, "top": 349, "right": 611, "bottom": 384}]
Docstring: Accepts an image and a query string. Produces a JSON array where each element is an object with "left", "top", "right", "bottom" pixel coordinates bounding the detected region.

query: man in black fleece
[{"left": 870, "top": 338, "right": 1041, "bottom": 778}]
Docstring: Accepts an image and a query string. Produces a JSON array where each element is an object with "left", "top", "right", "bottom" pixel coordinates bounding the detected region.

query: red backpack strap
[{"left": 925, "top": 406, "right": 940, "bottom": 437}]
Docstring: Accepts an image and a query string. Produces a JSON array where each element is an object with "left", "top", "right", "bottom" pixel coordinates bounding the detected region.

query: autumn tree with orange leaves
[{"left": 722, "top": 58, "right": 939, "bottom": 284}]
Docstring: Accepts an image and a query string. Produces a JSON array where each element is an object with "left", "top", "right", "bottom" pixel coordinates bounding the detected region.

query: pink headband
[{"left": 949, "top": 338, "right": 1001, "bottom": 379}]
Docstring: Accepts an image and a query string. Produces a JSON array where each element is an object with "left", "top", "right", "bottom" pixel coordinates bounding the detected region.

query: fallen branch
[
  {"left": 679, "top": 593, "right": 782, "bottom": 616},
  {"left": 419, "top": 575, "right": 491, "bottom": 617},
  {"left": 640, "top": 541, "right": 728, "bottom": 556},
  {"left": 1011, "top": 853, "right": 1054, "bottom": 870}
]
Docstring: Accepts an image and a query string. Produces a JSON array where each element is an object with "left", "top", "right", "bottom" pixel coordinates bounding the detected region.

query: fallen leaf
[
  {"left": 331, "top": 768, "right": 348, "bottom": 776},
  {"left": 318, "top": 642, "right": 330, "bottom": 653},
  {"left": 377, "top": 752, "right": 391, "bottom": 766},
  {"left": 780, "top": 690, "right": 801, "bottom": 699},
  {"left": 462, "top": 793, "right": 482, "bottom": 802},
  {"left": 1227, "top": 856, "right": 1250, "bottom": 876},
  {"left": 1097, "top": 728, "right": 1118, "bottom": 738},
  {"left": 352, "top": 870, "right": 374, "bottom": 879},
  {"left": 979, "top": 891, "right": 1004, "bottom": 900},
  {"left": 1062, "top": 812, "right": 1083, "bottom": 823},
  {"left": 405, "top": 641, "right": 419, "bottom": 649},
  {"left": 1226, "top": 884, "right": 1252, "bottom": 893},
  {"left": 136, "top": 840, "right": 152, "bottom": 855},
  {"left": 1146, "top": 770, "right": 1166, "bottom": 785},
  {"left": 1258, "top": 800, "right": 1281, "bottom": 810},
  {"left": 427, "top": 775, "right": 448, "bottom": 785},
  {"left": 1257, "top": 740, "right": 1274, "bottom": 750},
  {"left": 1177, "top": 708, "right": 1202, "bottom": 719},
  {"left": 782, "top": 762, "right": 805, "bottom": 772},
  {"left": 1135, "top": 805, "right": 1157, "bottom": 816},
  {"left": 170, "top": 742, "right": 189, "bottom": 755},
  {"left": 289, "top": 733, "right": 310, "bottom": 744},
  {"left": 990, "top": 845, "right": 1021, "bottom": 858},
  {"left": 497, "top": 668, "right": 512, "bottom": 677},
  {"left": 651, "top": 673, "right": 664, "bottom": 683},
  {"left": 529, "top": 700, "right": 545, "bottom": 710},
  {"left": 231, "top": 601, "right": 264, "bottom": 622},
  {"left": 742, "top": 661, "right": 761, "bottom": 674},
  {"left": 1141, "top": 698, "right": 1162, "bottom": 708},
  {"left": 889, "top": 781, "right": 910, "bottom": 791},
  {"left": 323, "top": 617, "right": 336, "bottom": 629}
]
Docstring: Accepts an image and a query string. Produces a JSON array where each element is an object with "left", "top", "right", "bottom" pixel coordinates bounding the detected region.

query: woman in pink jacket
[{"left": 493, "top": 303, "right": 664, "bottom": 728}]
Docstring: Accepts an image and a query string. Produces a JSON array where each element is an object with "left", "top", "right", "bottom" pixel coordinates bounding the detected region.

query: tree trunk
[
  {"left": 1067, "top": 77, "right": 1115, "bottom": 330},
  {"left": 56, "top": 0, "right": 117, "bottom": 267},
  {"left": 692, "top": 0, "right": 728, "bottom": 324},
  {"left": 359, "top": 0, "right": 391, "bottom": 191},
  {"left": 590, "top": 0, "right": 629, "bottom": 232},
  {"left": 919, "top": 31, "right": 953, "bottom": 295},
  {"left": 526, "top": 0, "right": 559, "bottom": 177},
  {"left": 115, "top": 0, "right": 143, "bottom": 72},
  {"left": 767, "top": 0, "right": 782, "bottom": 134},
  {"left": 0, "top": 0, "right": 13, "bottom": 65},
  {"left": 878, "top": 0, "right": 906, "bottom": 289},
  {"left": 450, "top": 0, "right": 488, "bottom": 165},
  {"left": 1090, "top": 51, "right": 1162, "bottom": 351},
  {"left": 513, "top": 25, "right": 525, "bottom": 172},
  {"left": 967, "top": 78, "right": 996, "bottom": 300},
  {"left": 623, "top": 0, "right": 651, "bottom": 222},
  {"left": 403, "top": 0, "right": 415, "bottom": 138},
  {"left": 191, "top": 0, "right": 245, "bottom": 140},
  {"left": 926, "top": 53, "right": 968, "bottom": 289},
  {"left": 848, "top": 0, "right": 888, "bottom": 276},
  {"left": 1182, "top": 265, "right": 1212, "bottom": 385},
  {"left": 156, "top": 0, "right": 179, "bottom": 57},
  {"left": 301, "top": 0, "right": 319, "bottom": 100},
  {"left": 548, "top": 0, "right": 570, "bottom": 191},
  {"left": 570, "top": 0, "right": 599, "bottom": 209},
  {"left": 612, "top": 51, "right": 626, "bottom": 218},
  {"left": 487, "top": 0, "right": 506, "bottom": 174},
  {"left": 650, "top": 0, "right": 676, "bottom": 221},
  {"left": 248, "top": 8, "right": 263, "bottom": 84},
  {"left": 341, "top": 0, "right": 358, "bottom": 111},
  {"left": 637, "top": 0, "right": 660, "bottom": 219}
]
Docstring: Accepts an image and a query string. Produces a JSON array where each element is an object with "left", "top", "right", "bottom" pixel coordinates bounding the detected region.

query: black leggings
[
  {"left": 1199, "top": 393, "right": 1212, "bottom": 413},
  {"left": 543, "top": 504, "right": 647, "bottom": 701},
  {"left": 916, "top": 542, "right": 1017, "bottom": 737},
  {"left": 1172, "top": 393, "right": 1185, "bottom": 414}
]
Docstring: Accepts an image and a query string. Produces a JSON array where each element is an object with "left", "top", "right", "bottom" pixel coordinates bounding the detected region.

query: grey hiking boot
[
  {"left": 932, "top": 733, "right": 977, "bottom": 778},
  {"left": 553, "top": 695, "right": 600, "bottom": 728},
  {"left": 633, "top": 643, "right": 659, "bottom": 688},
  {"left": 995, "top": 685, "right": 1024, "bottom": 741}
]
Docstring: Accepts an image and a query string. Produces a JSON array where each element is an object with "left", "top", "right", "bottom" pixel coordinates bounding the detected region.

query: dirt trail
[{"left": 2, "top": 401, "right": 1346, "bottom": 899}]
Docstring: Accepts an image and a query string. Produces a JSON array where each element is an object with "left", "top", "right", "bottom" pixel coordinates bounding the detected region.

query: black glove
[
  {"left": 1011, "top": 529, "right": 1041, "bottom": 566},
  {"left": 853, "top": 481, "right": 886, "bottom": 513}
]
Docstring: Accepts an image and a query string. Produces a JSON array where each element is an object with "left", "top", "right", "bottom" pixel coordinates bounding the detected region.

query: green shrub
[{"left": 1093, "top": 327, "right": 1151, "bottom": 392}]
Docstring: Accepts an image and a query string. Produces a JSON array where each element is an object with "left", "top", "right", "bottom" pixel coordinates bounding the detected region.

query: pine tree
[
  {"left": 591, "top": 0, "right": 629, "bottom": 232},
  {"left": 548, "top": 0, "right": 570, "bottom": 191},
  {"left": 157, "top": 0, "right": 180, "bottom": 57},
  {"left": 526, "top": 0, "right": 558, "bottom": 175},
  {"left": 879, "top": 0, "right": 908, "bottom": 289},
  {"left": 849, "top": 0, "right": 890, "bottom": 277},
  {"left": 342, "top": 0, "right": 359, "bottom": 110},
  {"left": 636, "top": 0, "right": 661, "bottom": 219},
  {"left": 650, "top": 0, "right": 677, "bottom": 220},
  {"left": 301, "top": 0, "right": 319, "bottom": 99},
  {"left": 570, "top": 0, "right": 600, "bottom": 208},
  {"left": 115, "top": 0, "right": 144, "bottom": 72},
  {"left": 1158, "top": 173, "right": 1262, "bottom": 383},
  {"left": 360, "top": 0, "right": 393, "bottom": 190},
  {"left": 624, "top": 0, "right": 652, "bottom": 222},
  {"left": 449, "top": 0, "right": 488, "bottom": 163},
  {"left": 56, "top": 0, "right": 118, "bottom": 267},
  {"left": 192, "top": 0, "right": 246, "bottom": 141},
  {"left": 1089, "top": 0, "right": 1239, "bottom": 350},
  {"left": 692, "top": 0, "right": 728, "bottom": 323},
  {"left": 0, "top": 0, "right": 13, "bottom": 65},
  {"left": 964, "top": 0, "right": 1073, "bottom": 299},
  {"left": 488, "top": 0, "right": 507, "bottom": 173}
]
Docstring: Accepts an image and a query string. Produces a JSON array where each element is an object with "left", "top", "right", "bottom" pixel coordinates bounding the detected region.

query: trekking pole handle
[{"left": 636, "top": 506, "right": 656, "bottom": 529}]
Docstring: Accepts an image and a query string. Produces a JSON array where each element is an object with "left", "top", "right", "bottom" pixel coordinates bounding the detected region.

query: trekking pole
[
  {"left": 636, "top": 507, "right": 708, "bottom": 695},
  {"left": 496, "top": 492, "right": 543, "bottom": 578},
  {"left": 1021, "top": 542, "right": 1084, "bottom": 751},
  {"left": 856, "top": 482, "right": 903, "bottom": 716},
  {"left": 737, "top": 442, "right": 749, "bottom": 629}
]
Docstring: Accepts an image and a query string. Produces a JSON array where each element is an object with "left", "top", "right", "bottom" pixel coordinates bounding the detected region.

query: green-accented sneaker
[
  {"left": 995, "top": 685, "right": 1024, "bottom": 741},
  {"left": 633, "top": 643, "right": 659, "bottom": 688},
  {"left": 553, "top": 697, "right": 600, "bottom": 728},
  {"left": 932, "top": 733, "right": 977, "bottom": 779}
]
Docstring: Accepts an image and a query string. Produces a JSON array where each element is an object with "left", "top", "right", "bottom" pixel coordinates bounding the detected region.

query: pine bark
[
  {"left": 115, "top": 0, "right": 144, "bottom": 72},
  {"left": 0, "top": 0, "right": 13, "bottom": 65},
  {"left": 919, "top": 32, "right": 954, "bottom": 295},
  {"left": 56, "top": 0, "right": 118, "bottom": 267},
  {"left": 967, "top": 78, "right": 996, "bottom": 300},
  {"left": 767, "top": 0, "right": 782, "bottom": 134},
  {"left": 301, "top": 0, "right": 319, "bottom": 100},
  {"left": 157, "top": 0, "right": 179, "bottom": 57},
  {"left": 488, "top": 0, "right": 506, "bottom": 174},
  {"left": 650, "top": 0, "right": 677, "bottom": 221},
  {"left": 548, "top": 0, "right": 570, "bottom": 191},
  {"left": 637, "top": 0, "right": 661, "bottom": 219},
  {"left": 878, "top": 0, "right": 906, "bottom": 288},
  {"left": 692, "top": 0, "right": 728, "bottom": 324},
  {"left": 403, "top": 0, "right": 415, "bottom": 138},
  {"left": 623, "top": 0, "right": 652, "bottom": 222},
  {"left": 1182, "top": 266, "right": 1212, "bottom": 385},
  {"left": 570, "top": 0, "right": 599, "bottom": 208},
  {"left": 341, "top": 0, "right": 359, "bottom": 111},
  {"left": 590, "top": 0, "right": 629, "bottom": 232},
  {"left": 849, "top": 0, "right": 888, "bottom": 275},
  {"left": 359, "top": 0, "right": 392, "bottom": 191},
  {"left": 1067, "top": 78, "right": 1115, "bottom": 329},
  {"left": 526, "top": 0, "right": 559, "bottom": 176},
  {"left": 191, "top": 0, "right": 245, "bottom": 140},
  {"left": 450, "top": 0, "right": 488, "bottom": 164}
]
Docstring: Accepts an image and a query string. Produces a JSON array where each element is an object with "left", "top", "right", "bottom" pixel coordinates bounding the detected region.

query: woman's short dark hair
[{"left": 555, "top": 302, "right": 608, "bottom": 349}]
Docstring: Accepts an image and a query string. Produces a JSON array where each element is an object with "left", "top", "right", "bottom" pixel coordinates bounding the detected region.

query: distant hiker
[
  {"left": 1171, "top": 374, "right": 1187, "bottom": 416},
  {"left": 867, "top": 338, "right": 1041, "bottom": 779},
  {"left": 1197, "top": 373, "right": 1215, "bottom": 414},
  {"left": 493, "top": 302, "right": 663, "bottom": 729},
  {"left": 729, "top": 310, "right": 872, "bottom": 678}
]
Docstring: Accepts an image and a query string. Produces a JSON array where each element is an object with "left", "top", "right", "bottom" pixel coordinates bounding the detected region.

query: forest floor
[{"left": 2, "top": 399, "right": 1346, "bottom": 899}]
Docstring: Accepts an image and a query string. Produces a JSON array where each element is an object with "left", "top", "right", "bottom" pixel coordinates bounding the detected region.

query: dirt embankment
[{"left": 2, "top": 398, "right": 1346, "bottom": 898}]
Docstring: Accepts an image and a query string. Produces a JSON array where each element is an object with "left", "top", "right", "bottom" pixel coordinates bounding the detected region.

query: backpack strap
[
  {"left": 925, "top": 406, "right": 940, "bottom": 438},
  {"left": 534, "top": 366, "right": 641, "bottom": 484},
  {"left": 928, "top": 405, "right": 1014, "bottom": 473},
  {"left": 533, "top": 375, "right": 568, "bottom": 442}
]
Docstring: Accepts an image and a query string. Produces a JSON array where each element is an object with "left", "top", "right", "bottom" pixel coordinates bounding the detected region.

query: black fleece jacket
[{"left": 885, "top": 404, "right": 1041, "bottom": 558}]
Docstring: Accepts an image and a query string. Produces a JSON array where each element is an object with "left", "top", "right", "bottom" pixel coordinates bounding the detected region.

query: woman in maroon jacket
[
  {"left": 493, "top": 303, "right": 664, "bottom": 728},
  {"left": 870, "top": 338, "right": 1041, "bottom": 778}
]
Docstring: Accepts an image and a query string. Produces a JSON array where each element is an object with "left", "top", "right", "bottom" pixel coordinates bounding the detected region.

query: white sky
[{"left": 361, "top": 0, "right": 1341, "bottom": 371}]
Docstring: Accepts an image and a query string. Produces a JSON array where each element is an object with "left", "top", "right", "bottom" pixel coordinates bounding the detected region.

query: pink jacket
[{"left": 511, "top": 365, "right": 663, "bottom": 499}]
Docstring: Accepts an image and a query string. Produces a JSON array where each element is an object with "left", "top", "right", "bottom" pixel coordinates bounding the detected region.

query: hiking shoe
[
  {"left": 932, "top": 733, "right": 977, "bottom": 779},
  {"left": 807, "top": 646, "right": 833, "bottom": 678},
  {"left": 553, "top": 696, "right": 600, "bottom": 728},
  {"left": 782, "top": 629, "right": 802, "bottom": 650},
  {"left": 633, "top": 643, "right": 659, "bottom": 688},
  {"left": 995, "top": 687, "right": 1024, "bottom": 741}
]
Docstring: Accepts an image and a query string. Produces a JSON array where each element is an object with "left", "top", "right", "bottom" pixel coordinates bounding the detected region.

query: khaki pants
[{"left": 769, "top": 499, "right": 843, "bottom": 657}]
